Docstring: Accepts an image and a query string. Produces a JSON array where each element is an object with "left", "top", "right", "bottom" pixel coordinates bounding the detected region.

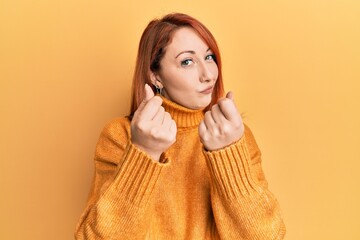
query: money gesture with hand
[
  {"left": 199, "top": 92, "right": 244, "bottom": 151},
  {"left": 131, "top": 84, "right": 177, "bottom": 161}
]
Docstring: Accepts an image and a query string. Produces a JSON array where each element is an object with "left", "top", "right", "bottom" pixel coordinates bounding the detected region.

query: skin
[
  {"left": 199, "top": 91, "right": 244, "bottom": 151},
  {"left": 131, "top": 27, "right": 244, "bottom": 161},
  {"left": 152, "top": 27, "right": 219, "bottom": 110},
  {"left": 131, "top": 84, "right": 177, "bottom": 161}
]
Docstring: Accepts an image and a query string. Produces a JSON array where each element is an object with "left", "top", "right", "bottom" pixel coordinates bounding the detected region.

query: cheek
[
  {"left": 163, "top": 69, "right": 197, "bottom": 90},
  {"left": 211, "top": 64, "right": 219, "bottom": 80}
]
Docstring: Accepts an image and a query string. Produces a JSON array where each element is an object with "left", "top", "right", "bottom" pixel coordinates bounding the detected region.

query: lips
[{"left": 200, "top": 86, "right": 214, "bottom": 94}]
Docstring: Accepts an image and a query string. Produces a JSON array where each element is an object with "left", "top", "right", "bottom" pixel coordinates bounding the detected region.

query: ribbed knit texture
[
  {"left": 75, "top": 97, "right": 286, "bottom": 239},
  {"left": 204, "top": 137, "right": 264, "bottom": 199}
]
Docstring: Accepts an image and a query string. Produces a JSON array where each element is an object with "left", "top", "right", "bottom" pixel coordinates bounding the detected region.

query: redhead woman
[{"left": 75, "top": 13, "right": 286, "bottom": 239}]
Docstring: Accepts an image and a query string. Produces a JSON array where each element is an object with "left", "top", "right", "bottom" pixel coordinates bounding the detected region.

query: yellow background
[{"left": 1, "top": 0, "right": 359, "bottom": 239}]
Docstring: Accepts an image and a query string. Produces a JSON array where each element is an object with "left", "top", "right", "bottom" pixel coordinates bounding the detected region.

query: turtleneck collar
[{"left": 160, "top": 96, "right": 204, "bottom": 129}]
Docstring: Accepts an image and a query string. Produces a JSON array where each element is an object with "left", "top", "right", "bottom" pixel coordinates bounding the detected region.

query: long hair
[{"left": 129, "top": 13, "right": 224, "bottom": 117}]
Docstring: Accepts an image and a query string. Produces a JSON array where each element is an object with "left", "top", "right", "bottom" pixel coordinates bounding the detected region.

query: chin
[
  {"left": 178, "top": 95, "right": 212, "bottom": 110},
  {"left": 192, "top": 99, "right": 212, "bottom": 109}
]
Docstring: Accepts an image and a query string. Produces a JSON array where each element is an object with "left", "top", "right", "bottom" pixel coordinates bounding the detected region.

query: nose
[{"left": 199, "top": 62, "right": 215, "bottom": 83}]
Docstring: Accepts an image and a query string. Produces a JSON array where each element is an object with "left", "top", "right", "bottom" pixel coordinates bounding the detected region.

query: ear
[{"left": 150, "top": 71, "right": 164, "bottom": 88}]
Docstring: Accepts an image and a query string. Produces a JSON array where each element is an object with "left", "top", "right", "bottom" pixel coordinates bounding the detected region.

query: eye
[
  {"left": 181, "top": 59, "right": 194, "bottom": 66},
  {"left": 205, "top": 54, "right": 216, "bottom": 61}
]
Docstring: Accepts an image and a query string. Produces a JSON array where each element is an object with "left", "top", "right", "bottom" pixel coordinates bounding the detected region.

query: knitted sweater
[{"left": 75, "top": 97, "right": 286, "bottom": 239}]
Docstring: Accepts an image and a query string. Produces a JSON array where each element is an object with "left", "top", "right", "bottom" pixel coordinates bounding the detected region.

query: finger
[
  {"left": 136, "top": 84, "right": 156, "bottom": 114},
  {"left": 211, "top": 104, "right": 227, "bottom": 124},
  {"left": 161, "top": 112, "right": 172, "bottom": 128},
  {"left": 152, "top": 106, "right": 165, "bottom": 123},
  {"left": 226, "top": 91, "right": 233, "bottom": 100},
  {"left": 217, "top": 97, "right": 238, "bottom": 121},
  {"left": 198, "top": 120, "right": 207, "bottom": 136},
  {"left": 140, "top": 96, "right": 163, "bottom": 120},
  {"left": 169, "top": 119, "right": 177, "bottom": 134},
  {"left": 204, "top": 111, "right": 216, "bottom": 129},
  {"left": 144, "top": 83, "right": 155, "bottom": 101}
]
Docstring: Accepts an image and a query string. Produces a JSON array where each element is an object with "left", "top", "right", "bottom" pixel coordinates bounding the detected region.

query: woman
[{"left": 75, "top": 13, "right": 286, "bottom": 239}]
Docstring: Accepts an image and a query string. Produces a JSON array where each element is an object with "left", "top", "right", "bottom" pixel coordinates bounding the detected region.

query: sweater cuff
[
  {"left": 204, "top": 136, "right": 263, "bottom": 199},
  {"left": 112, "top": 141, "right": 169, "bottom": 206}
]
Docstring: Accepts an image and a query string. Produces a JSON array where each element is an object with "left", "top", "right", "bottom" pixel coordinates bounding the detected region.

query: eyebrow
[{"left": 175, "top": 48, "right": 211, "bottom": 59}]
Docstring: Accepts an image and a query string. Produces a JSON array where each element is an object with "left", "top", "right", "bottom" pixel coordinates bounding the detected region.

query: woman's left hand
[{"left": 199, "top": 92, "right": 244, "bottom": 151}]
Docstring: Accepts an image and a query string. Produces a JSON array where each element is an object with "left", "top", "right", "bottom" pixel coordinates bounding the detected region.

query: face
[{"left": 152, "top": 27, "right": 219, "bottom": 109}]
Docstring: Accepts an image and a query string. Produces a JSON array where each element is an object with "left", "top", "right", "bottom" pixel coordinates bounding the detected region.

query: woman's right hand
[{"left": 131, "top": 84, "right": 177, "bottom": 161}]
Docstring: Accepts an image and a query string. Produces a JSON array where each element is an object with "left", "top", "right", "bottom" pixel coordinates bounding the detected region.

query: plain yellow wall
[{"left": 1, "top": 0, "right": 359, "bottom": 239}]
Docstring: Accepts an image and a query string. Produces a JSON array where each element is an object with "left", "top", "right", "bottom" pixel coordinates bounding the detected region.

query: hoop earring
[{"left": 155, "top": 85, "right": 163, "bottom": 96}]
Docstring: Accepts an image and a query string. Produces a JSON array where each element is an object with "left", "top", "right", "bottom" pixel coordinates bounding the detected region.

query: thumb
[
  {"left": 226, "top": 91, "right": 234, "bottom": 100},
  {"left": 135, "top": 84, "right": 155, "bottom": 114},
  {"left": 144, "top": 83, "right": 155, "bottom": 102}
]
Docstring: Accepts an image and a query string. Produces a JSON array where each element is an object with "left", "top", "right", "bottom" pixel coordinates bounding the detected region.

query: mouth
[{"left": 200, "top": 85, "right": 214, "bottom": 94}]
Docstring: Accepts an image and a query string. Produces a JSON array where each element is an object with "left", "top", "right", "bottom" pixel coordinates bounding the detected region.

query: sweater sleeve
[
  {"left": 74, "top": 118, "right": 168, "bottom": 239},
  {"left": 203, "top": 124, "right": 286, "bottom": 240}
]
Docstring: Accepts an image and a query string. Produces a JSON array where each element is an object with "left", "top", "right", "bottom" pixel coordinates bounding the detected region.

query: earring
[{"left": 155, "top": 85, "right": 163, "bottom": 96}]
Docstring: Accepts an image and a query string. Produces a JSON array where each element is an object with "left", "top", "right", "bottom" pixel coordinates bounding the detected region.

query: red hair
[{"left": 129, "top": 13, "right": 224, "bottom": 117}]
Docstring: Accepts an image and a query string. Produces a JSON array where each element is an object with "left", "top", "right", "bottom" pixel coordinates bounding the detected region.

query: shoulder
[
  {"left": 243, "top": 123, "right": 256, "bottom": 142},
  {"left": 100, "top": 117, "right": 131, "bottom": 142},
  {"left": 95, "top": 117, "right": 131, "bottom": 163},
  {"left": 243, "top": 123, "right": 262, "bottom": 159}
]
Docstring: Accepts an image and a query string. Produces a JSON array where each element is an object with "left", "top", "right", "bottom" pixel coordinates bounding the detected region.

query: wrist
[{"left": 132, "top": 142, "right": 162, "bottom": 161}]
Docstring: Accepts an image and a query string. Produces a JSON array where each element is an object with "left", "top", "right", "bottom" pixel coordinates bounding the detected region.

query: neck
[{"left": 160, "top": 96, "right": 204, "bottom": 129}]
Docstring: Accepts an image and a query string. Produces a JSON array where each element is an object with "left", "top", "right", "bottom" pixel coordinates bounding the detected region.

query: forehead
[{"left": 166, "top": 27, "right": 209, "bottom": 55}]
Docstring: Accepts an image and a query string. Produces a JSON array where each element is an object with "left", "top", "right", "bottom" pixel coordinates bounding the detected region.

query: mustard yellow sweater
[{"left": 75, "top": 97, "right": 286, "bottom": 239}]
